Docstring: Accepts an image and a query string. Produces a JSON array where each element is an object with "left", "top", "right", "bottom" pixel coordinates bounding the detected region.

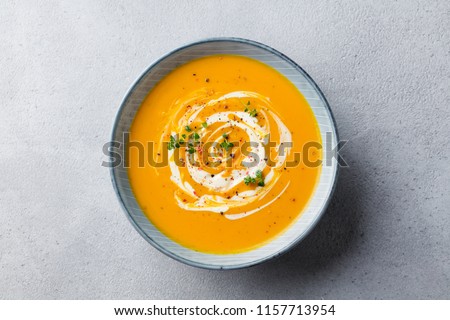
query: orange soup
[{"left": 128, "top": 55, "right": 321, "bottom": 254}]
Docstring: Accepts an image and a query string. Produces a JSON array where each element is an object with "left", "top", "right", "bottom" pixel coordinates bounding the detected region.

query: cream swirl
[{"left": 163, "top": 90, "right": 292, "bottom": 220}]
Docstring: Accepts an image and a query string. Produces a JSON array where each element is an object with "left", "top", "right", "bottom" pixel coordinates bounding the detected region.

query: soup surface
[{"left": 128, "top": 55, "right": 321, "bottom": 254}]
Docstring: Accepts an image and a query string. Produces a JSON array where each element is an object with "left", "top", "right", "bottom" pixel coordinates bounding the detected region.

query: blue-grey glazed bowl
[{"left": 110, "top": 38, "right": 339, "bottom": 269}]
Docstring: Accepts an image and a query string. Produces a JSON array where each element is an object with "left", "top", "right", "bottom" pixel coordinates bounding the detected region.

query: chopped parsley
[
  {"left": 167, "top": 135, "right": 176, "bottom": 150},
  {"left": 168, "top": 131, "right": 197, "bottom": 153},
  {"left": 220, "top": 140, "right": 234, "bottom": 151},
  {"left": 255, "top": 170, "right": 265, "bottom": 186},
  {"left": 220, "top": 133, "right": 233, "bottom": 151},
  {"left": 185, "top": 125, "right": 192, "bottom": 132},
  {"left": 244, "top": 170, "right": 265, "bottom": 186},
  {"left": 202, "top": 122, "right": 208, "bottom": 128},
  {"left": 248, "top": 109, "right": 258, "bottom": 117},
  {"left": 167, "top": 135, "right": 184, "bottom": 150},
  {"left": 243, "top": 102, "right": 258, "bottom": 116},
  {"left": 244, "top": 176, "right": 256, "bottom": 185}
]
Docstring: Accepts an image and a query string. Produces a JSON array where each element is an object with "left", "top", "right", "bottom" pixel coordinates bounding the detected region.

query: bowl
[{"left": 110, "top": 37, "right": 339, "bottom": 269}]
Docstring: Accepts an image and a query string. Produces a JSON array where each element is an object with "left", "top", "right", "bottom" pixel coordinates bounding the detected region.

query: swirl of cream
[{"left": 163, "top": 90, "right": 292, "bottom": 220}]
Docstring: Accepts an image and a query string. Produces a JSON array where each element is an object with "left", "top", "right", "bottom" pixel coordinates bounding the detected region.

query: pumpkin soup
[{"left": 127, "top": 55, "right": 321, "bottom": 254}]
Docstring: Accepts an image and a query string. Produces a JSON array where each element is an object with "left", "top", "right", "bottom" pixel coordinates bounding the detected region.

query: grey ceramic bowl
[{"left": 110, "top": 38, "right": 339, "bottom": 269}]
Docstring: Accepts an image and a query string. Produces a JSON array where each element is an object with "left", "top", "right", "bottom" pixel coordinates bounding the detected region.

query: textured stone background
[{"left": 1, "top": 0, "right": 449, "bottom": 299}]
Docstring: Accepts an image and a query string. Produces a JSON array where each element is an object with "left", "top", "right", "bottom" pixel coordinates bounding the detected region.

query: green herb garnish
[
  {"left": 202, "top": 122, "right": 208, "bottom": 128},
  {"left": 255, "top": 170, "right": 265, "bottom": 186},
  {"left": 185, "top": 125, "right": 192, "bottom": 132},
  {"left": 248, "top": 109, "right": 258, "bottom": 117},
  {"left": 244, "top": 170, "right": 265, "bottom": 186},
  {"left": 220, "top": 133, "right": 233, "bottom": 151},
  {"left": 244, "top": 176, "right": 256, "bottom": 185},
  {"left": 220, "top": 141, "right": 234, "bottom": 151},
  {"left": 243, "top": 105, "right": 257, "bottom": 117},
  {"left": 167, "top": 135, "right": 176, "bottom": 150}
]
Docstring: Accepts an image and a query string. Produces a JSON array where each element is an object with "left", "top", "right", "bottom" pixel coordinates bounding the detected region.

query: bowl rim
[{"left": 110, "top": 37, "right": 340, "bottom": 270}]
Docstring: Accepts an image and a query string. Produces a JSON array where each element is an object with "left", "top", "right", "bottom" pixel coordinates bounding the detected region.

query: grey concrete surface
[{"left": 1, "top": 0, "right": 449, "bottom": 299}]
